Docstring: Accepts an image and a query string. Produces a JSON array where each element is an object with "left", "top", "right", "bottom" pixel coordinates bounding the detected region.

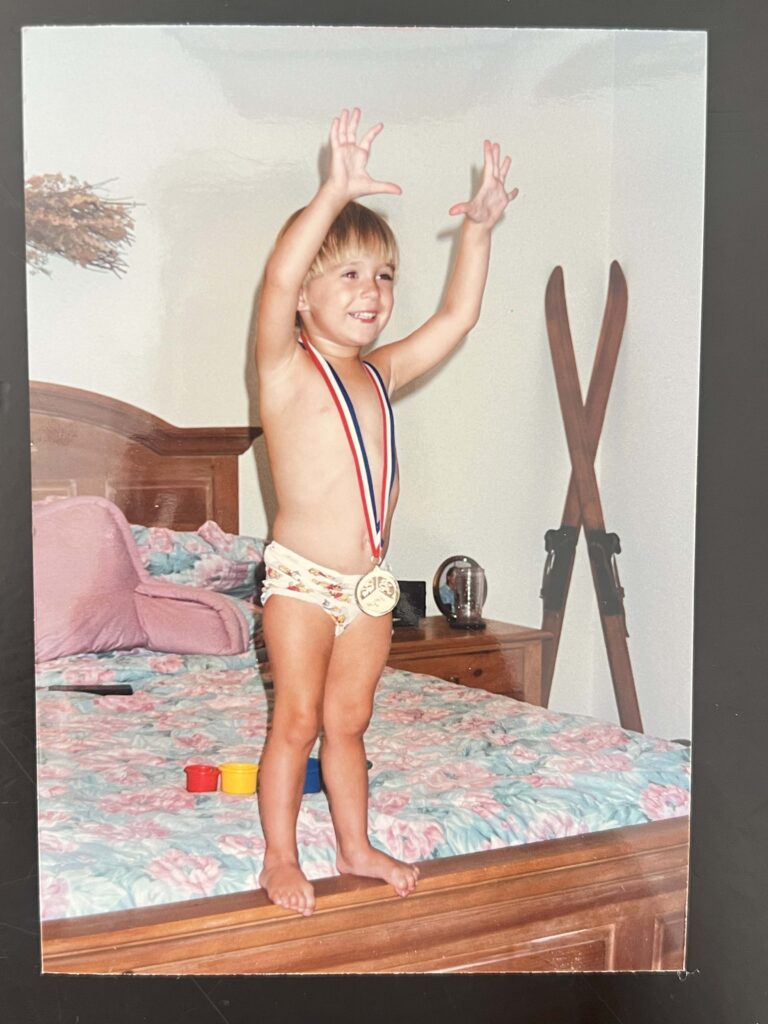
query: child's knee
[
  {"left": 324, "top": 702, "right": 372, "bottom": 740},
  {"left": 273, "top": 706, "right": 322, "bottom": 748}
]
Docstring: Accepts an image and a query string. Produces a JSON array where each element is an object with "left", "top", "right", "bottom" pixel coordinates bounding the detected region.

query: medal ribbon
[{"left": 300, "top": 335, "right": 396, "bottom": 561}]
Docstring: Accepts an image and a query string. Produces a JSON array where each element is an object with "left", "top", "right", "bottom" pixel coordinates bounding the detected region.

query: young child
[{"left": 255, "top": 107, "right": 517, "bottom": 916}]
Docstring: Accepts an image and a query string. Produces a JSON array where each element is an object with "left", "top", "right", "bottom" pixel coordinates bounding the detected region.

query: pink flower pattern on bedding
[
  {"left": 131, "top": 521, "right": 264, "bottom": 601},
  {"left": 35, "top": 647, "right": 691, "bottom": 921}
]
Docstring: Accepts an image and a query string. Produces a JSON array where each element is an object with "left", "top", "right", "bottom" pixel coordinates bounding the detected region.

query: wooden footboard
[{"left": 42, "top": 817, "right": 688, "bottom": 974}]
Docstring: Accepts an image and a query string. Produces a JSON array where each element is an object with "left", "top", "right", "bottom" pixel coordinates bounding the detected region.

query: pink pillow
[{"left": 32, "top": 497, "right": 250, "bottom": 662}]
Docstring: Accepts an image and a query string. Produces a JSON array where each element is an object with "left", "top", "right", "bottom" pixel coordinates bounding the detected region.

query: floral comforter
[{"left": 36, "top": 648, "right": 690, "bottom": 921}]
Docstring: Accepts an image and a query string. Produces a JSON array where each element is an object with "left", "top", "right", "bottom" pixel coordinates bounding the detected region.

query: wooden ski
[{"left": 542, "top": 263, "right": 643, "bottom": 733}]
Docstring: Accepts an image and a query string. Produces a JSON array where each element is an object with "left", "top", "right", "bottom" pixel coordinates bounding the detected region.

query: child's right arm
[{"left": 255, "top": 109, "right": 401, "bottom": 375}]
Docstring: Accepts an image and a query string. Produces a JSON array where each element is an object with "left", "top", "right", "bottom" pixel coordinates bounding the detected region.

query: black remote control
[{"left": 47, "top": 684, "right": 135, "bottom": 695}]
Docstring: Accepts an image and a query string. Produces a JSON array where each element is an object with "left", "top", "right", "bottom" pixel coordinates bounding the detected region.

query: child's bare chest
[
  {"left": 264, "top": 360, "right": 387, "bottom": 468},
  {"left": 259, "top": 353, "right": 399, "bottom": 561},
  {"left": 300, "top": 364, "right": 383, "bottom": 450}
]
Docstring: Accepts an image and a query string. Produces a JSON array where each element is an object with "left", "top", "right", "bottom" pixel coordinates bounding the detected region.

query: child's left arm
[{"left": 369, "top": 140, "right": 518, "bottom": 394}]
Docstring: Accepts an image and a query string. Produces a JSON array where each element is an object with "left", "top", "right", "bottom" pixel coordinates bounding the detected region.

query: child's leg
[
  {"left": 258, "top": 596, "right": 335, "bottom": 916},
  {"left": 320, "top": 613, "right": 420, "bottom": 897}
]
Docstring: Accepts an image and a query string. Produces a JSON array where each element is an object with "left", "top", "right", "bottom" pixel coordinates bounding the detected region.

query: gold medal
[{"left": 355, "top": 566, "right": 400, "bottom": 616}]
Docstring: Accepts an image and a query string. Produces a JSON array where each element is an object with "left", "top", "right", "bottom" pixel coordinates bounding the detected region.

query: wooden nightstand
[{"left": 387, "top": 616, "right": 551, "bottom": 705}]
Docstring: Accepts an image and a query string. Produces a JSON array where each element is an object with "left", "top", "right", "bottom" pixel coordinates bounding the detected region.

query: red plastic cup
[{"left": 184, "top": 764, "right": 220, "bottom": 792}]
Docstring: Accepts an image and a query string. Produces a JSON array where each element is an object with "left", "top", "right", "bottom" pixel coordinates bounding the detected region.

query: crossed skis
[{"left": 541, "top": 261, "right": 643, "bottom": 733}]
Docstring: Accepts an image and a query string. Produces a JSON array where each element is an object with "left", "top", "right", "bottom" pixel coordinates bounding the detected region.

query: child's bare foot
[
  {"left": 337, "top": 846, "right": 420, "bottom": 897},
  {"left": 259, "top": 859, "right": 316, "bottom": 916}
]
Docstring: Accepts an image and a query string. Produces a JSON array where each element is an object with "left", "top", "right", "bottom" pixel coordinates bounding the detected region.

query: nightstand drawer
[
  {"left": 394, "top": 647, "right": 525, "bottom": 699},
  {"left": 387, "top": 618, "right": 549, "bottom": 705}
]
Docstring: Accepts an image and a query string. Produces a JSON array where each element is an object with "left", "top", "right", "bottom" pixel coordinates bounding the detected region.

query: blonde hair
[{"left": 281, "top": 201, "right": 399, "bottom": 285}]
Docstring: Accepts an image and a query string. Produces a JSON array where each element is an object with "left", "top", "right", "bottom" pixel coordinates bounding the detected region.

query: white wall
[
  {"left": 22, "top": 26, "right": 706, "bottom": 738},
  {"left": 594, "top": 31, "right": 706, "bottom": 735}
]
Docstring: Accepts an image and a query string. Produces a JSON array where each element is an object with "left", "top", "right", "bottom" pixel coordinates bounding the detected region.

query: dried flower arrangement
[{"left": 25, "top": 174, "right": 137, "bottom": 276}]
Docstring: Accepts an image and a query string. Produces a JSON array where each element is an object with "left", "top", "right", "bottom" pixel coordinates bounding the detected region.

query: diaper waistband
[{"left": 265, "top": 540, "right": 387, "bottom": 582}]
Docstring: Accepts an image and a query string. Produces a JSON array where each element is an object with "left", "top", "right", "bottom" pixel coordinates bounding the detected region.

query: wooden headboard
[{"left": 29, "top": 382, "right": 261, "bottom": 534}]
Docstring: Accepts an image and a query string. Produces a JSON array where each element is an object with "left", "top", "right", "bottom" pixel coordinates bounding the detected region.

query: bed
[{"left": 31, "top": 381, "right": 690, "bottom": 974}]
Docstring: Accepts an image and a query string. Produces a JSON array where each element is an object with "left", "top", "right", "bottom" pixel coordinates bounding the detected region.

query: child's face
[{"left": 298, "top": 250, "right": 395, "bottom": 351}]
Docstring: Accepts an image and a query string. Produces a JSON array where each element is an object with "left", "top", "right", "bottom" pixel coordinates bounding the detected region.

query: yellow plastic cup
[{"left": 219, "top": 762, "right": 259, "bottom": 795}]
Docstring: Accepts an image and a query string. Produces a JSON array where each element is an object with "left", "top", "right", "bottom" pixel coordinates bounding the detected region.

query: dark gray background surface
[{"left": 2, "top": 2, "right": 766, "bottom": 1021}]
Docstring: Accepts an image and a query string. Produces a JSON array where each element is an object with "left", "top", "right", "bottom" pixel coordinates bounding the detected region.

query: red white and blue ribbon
[{"left": 299, "top": 335, "right": 396, "bottom": 561}]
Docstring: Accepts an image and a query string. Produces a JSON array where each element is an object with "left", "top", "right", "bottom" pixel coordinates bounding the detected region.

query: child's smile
[{"left": 298, "top": 251, "right": 395, "bottom": 349}]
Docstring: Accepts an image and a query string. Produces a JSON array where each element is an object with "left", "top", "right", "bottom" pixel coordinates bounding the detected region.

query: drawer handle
[
  {"left": 449, "top": 674, "right": 460, "bottom": 684},
  {"left": 472, "top": 668, "right": 483, "bottom": 678}
]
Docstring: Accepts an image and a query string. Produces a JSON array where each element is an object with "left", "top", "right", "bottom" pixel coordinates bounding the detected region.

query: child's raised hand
[
  {"left": 326, "top": 108, "right": 402, "bottom": 201},
  {"left": 449, "top": 140, "right": 518, "bottom": 227}
]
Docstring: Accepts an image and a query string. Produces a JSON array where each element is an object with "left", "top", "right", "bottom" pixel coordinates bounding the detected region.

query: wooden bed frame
[
  {"left": 31, "top": 381, "right": 689, "bottom": 974},
  {"left": 29, "top": 381, "right": 260, "bottom": 533}
]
